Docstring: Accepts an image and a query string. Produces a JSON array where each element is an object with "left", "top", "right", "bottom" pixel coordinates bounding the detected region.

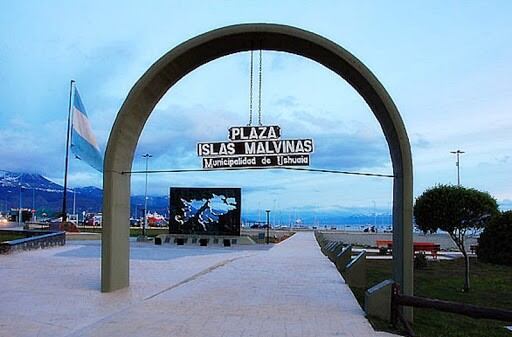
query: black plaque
[{"left": 169, "top": 187, "right": 241, "bottom": 236}]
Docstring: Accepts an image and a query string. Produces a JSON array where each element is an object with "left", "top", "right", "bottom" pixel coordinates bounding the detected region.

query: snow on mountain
[
  {"left": 0, "top": 170, "right": 105, "bottom": 213},
  {"left": 0, "top": 170, "right": 63, "bottom": 192},
  {"left": 0, "top": 170, "right": 164, "bottom": 214},
  {"left": 75, "top": 186, "right": 103, "bottom": 196}
]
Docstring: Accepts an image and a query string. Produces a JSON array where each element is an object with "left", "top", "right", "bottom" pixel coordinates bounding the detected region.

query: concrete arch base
[{"left": 101, "top": 23, "right": 414, "bottom": 319}]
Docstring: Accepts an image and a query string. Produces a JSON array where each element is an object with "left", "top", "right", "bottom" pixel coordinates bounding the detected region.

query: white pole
[
  {"left": 144, "top": 159, "right": 148, "bottom": 234},
  {"left": 18, "top": 182, "right": 22, "bottom": 225},
  {"left": 372, "top": 200, "right": 377, "bottom": 227},
  {"left": 73, "top": 189, "right": 76, "bottom": 215},
  {"left": 142, "top": 153, "right": 152, "bottom": 236},
  {"left": 273, "top": 199, "right": 276, "bottom": 227},
  {"left": 32, "top": 188, "right": 35, "bottom": 222},
  {"left": 450, "top": 150, "right": 465, "bottom": 186}
]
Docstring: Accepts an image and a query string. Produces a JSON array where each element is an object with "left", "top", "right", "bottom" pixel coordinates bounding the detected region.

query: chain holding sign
[
  {"left": 197, "top": 125, "right": 314, "bottom": 169},
  {"left": 196, "top": 50, "right": 313, "bottom": 169}
]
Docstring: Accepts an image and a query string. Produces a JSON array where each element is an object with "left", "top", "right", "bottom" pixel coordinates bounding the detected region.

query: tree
[
  {"left": 477, "top": 210, "right": 512, "bottom": 266},
  {"left": 413, "top": 185, "right": 498, "bottom": 292}
]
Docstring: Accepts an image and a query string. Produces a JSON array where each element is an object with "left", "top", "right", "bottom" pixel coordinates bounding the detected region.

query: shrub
[
  {"left": 414, "top": 185, "right": 498, "bottom": 291},
  {"left": 414, "top": 252, "right": 428, "bottom": 269},
  {"left": 477, "top": 211, "right": 512, "bottom": 266}
]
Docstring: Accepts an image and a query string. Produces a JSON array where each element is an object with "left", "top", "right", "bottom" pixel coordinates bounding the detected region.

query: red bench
[
  {"left": 412, "top": 242, "right": 441, "bottom": 259},
  {"left": 376, "top": 239, "right": 392, "bottom": 248},
  {"left": 376, "top": 240, "right": 441, "bottom": 259}
]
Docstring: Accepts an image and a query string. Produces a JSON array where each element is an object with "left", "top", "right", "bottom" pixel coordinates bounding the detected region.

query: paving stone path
[{"left": 0, "top": 232, "right": 397, "bottom": 337}]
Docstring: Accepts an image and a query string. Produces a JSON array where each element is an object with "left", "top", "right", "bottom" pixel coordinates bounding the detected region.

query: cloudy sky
[{"left": 1, "top": 1, "right": 511, "bottom": 216}]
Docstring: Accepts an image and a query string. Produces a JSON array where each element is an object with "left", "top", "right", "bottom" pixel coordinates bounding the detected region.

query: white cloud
[{"left": 1, "top": 1, "right": 511, "bottom": 212}]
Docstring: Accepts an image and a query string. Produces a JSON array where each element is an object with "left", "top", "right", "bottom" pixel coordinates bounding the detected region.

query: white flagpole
[{"left": 62, "top": 80, "right": 75, "bottom": 222}]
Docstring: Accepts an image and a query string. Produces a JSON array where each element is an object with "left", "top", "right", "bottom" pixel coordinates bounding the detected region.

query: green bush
[
  {"left": 414, "top": 252, "right": 428, "bottom": 269},
  {"left": 378, "top": 247, "right": 388, "bottom": 255},
  {"left": 477, "top": 211, "right": 512, "bottom": 266},
  {"left": 414, "top": 184, "right": 498, "bottom": 291}
]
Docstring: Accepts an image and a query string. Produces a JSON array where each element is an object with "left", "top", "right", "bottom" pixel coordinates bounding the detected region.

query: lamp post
[
  {"left": 372, "top": 200, "right": 377, "bottom": 228},
  {"left": 18, "top": 182, "right": 22, "bottom": 225},
  {"left": 72, "top": 189, "right": 76, "bottom": 217},
  {"left": 273, "top": 199, "right": 277, "bottom": 228},
  {"left": 142, "top": 153, "right": 152, "bottom": 237},
  {"left": 265, "top": 209, "right": 270, "bottom": 244},
  {"left": 32, "top": 188, "right": 36, "bottom": 222},
  {"left": 450, "top": 150, "right": 465, "bottom": 186}
]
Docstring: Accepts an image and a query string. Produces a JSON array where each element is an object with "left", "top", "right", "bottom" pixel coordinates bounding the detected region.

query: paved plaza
[{"left": 0, "top": 232, "right": 397, "bottom": 337}]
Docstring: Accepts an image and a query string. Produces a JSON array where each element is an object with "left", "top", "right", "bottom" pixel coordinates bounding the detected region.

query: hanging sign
[{"left": 197, "top": 125, "right": 314, "bottom": 169}]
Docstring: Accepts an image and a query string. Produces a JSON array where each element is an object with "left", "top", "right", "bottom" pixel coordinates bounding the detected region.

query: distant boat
[
  {"left": 362, "top": 225, "right": 377, "bottom": 233},
  {"left": 292, "top": 217, "right": 306, "bottom": 229}
]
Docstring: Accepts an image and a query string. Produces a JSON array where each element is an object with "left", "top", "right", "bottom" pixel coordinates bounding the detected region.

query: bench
[
  {"left": 375, "top": 240, "right": 441, "bottom": 259},
  {"left": 376, "top": 240, "right": 392, "bottom": 248},
  {"left": 412, "top": 242, "right": 441, "bottom": 259}
]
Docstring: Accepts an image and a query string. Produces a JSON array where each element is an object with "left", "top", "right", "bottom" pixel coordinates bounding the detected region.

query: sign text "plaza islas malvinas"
[{"left": 197, "top": 125, "right": 314, "bottom": 169}]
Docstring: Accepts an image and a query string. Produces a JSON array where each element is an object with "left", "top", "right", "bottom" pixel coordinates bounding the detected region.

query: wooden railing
[{"left": 391, "top": 283, "right": 512, "bottom": 337}]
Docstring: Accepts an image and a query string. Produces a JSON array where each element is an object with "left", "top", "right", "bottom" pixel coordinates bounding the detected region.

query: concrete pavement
[{"left": 0, "top": 232, "right": 397, "bottom": 337}]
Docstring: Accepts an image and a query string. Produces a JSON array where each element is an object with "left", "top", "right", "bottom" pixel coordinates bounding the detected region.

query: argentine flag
[{"left": 71, "top": 88, "right": 103, "bottom": 172}]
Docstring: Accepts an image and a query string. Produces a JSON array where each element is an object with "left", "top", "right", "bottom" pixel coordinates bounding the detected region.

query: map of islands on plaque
[{"left": 169, "top": 187, "right": 241, "bottom": 236}]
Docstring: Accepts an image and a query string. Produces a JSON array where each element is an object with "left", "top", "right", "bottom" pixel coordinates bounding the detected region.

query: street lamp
[
  {"left": 142, "top": 153, "right": 152, "bottom": 237},
  {"left": 450, "top": 150, "right": 465, "bottom": 186},
  {"left": 265, "top": 209, "right": 271, "bottom": 244},
  {"left": 18, "top": 182, "right": 23, "bottom": 225}
]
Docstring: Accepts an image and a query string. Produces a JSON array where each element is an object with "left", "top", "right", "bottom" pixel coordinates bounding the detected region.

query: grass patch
[
  {"left": 77, "top": 227, "right": 102, "bottom": 234},
  {"left": 78, "top": 227, "right": 169, "bottom": 237},
  {"left": 352, "top": 258, "right": 512, "bottom": 337},
  {"left": 249, "top": 233, "right": 295, "bottom": 244},
  {"left": 79, "top": 227, "right": 291, "bottom": 241},
  {"left": 0, "top": 233, "right": 25, "bottom": 242},
  {"left": 128, "top": 228, "right": 168, "bottom": 237}
]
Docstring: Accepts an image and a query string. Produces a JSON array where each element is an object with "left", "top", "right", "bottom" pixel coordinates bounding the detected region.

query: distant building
[{"left": 8, "top": 208, "right": 32, "bottom": 222}]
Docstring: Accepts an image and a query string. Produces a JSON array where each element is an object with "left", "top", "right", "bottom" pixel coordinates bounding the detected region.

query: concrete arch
[{"left": 102, "top": 24, "right": 413, "bottom": 300}]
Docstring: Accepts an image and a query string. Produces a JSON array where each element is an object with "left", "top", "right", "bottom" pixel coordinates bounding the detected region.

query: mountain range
[
  {"left": 0, "top": 170, "right": 168, "bottom": 217},
  {"left": 0, "top": 170, "right": 392, "bottom": 224}
]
